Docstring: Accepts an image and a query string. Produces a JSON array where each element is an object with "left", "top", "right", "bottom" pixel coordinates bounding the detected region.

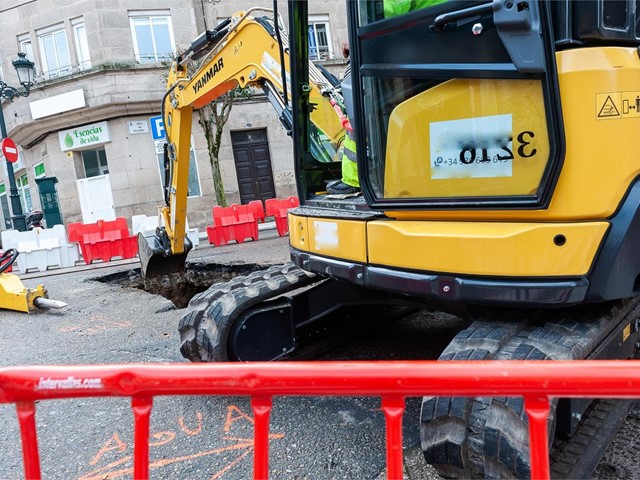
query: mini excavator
[{"left": 139, "top": 1, "right": 640, "bottom": 477}]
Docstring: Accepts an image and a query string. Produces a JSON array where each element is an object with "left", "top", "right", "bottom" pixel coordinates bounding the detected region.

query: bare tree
[{"left": 197, "top": 87, "right": 252, "bottom": 207}]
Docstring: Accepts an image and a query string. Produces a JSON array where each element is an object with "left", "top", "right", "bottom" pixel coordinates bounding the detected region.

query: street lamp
[{"left": 0, "top": 52, "right": 36, "bottom": 231}]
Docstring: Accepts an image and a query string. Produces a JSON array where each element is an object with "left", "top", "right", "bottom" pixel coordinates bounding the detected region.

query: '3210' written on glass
[{"left": 433, "top": 130, "right": 537, "bottom": 168}]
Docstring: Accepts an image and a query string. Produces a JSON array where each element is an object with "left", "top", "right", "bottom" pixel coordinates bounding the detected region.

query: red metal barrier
[
  {"left": 265, "top": 196, "right": 300, "bottom": 236},
  {"left": 67, "top": 218, "right": 138, "bottom": 264},
  {"left": 3, "top": 360, "right": 640, "bottom": 480}
]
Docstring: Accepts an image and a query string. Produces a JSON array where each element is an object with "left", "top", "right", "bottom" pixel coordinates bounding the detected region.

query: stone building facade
[{"left": 0, "top": 0, "right": 348, "bottom": 231}]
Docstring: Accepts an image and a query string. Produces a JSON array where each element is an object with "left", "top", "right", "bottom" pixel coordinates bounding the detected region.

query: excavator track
[
  {"left": 550, "top": 397, "right": 634, "bottom": 479},
  {"left": 591, "top": 401, "right": 640, "bottom": 479},
  {"left": 179, "top": 262, "right": 317, "bottom": 362},
  {"left": 420, "top": 297, "right": 640, "bottom": 479}
]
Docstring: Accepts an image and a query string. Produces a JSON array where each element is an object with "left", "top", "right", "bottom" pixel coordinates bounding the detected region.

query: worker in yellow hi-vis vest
[
  {"left": 326, "top": 41, "right": 360, "bottom": 195},
  {"left": 384, "top": 0, "right": 449, "bottom": 18},
  {"left": 326, "top": 0, "right": 449, "bottom": 195}
]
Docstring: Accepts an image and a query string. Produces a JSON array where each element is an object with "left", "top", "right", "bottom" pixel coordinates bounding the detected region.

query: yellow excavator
[{"left": 139, "top": 1, "right": 640, "bottom": 477}]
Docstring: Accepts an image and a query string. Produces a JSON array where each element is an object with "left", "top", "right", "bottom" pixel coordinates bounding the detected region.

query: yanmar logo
[{"left": 192, "top": 58, "right": 224, "bottom": 94}]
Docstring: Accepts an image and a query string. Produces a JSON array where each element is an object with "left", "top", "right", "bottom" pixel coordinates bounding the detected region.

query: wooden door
[{"left": 231, "top": 129, "right": 276, "bottom": 204}]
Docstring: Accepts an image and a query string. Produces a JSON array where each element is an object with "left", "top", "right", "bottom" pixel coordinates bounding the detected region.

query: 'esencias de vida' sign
[{"left": 58, "top": 121, "right": 111, "bottom": 152}]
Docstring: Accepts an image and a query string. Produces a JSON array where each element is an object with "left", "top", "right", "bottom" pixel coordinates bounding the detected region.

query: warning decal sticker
[{"left": 596, "top": 92, "right": 640, "bottom": 120}]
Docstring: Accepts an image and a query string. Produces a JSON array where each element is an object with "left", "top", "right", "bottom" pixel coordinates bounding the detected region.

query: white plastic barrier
[
  {"left": 1, "top": 225, "right": 80, "bottom": 273},
  {"left": 131, "top": 214, "right": 199, "bottom": 248}
]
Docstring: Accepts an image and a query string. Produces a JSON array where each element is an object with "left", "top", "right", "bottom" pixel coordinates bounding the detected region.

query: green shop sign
[{"left": 58, "top": 121, "right": 111, "bottom": 152}]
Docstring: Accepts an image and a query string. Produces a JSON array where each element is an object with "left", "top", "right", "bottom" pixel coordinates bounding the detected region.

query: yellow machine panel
[
  {"left": 367, "top": 220, "right": 609, "bottom": 277},
  {"left": 288, "top": 213, "right": 309, "bottom": 252},
  {"left": 289, "top": 213, "right": 367, "bottom": 263}
]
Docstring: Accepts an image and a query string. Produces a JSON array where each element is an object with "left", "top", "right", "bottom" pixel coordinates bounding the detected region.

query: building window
[
  {"left": 37, "top": 25, "right": 71, "bottom": 79},
  {"left": 156, "top": 140, "right": 201, "bottom": 198},
  {"left": 34, "top": 162, "right": 46, "bottom": 179},
  {"left": 72, "top": 18, "right": 91, "bottom": 71},
  {"left": 129, "top": 12, "right": 175, "bottom": 64},
  {"left": 17, "top": 175, "right": 32, "bottom": 213},
  {"left": 18, "top": 34, "right": 34, "bottom": 63},
  {"left": 0, "top": 184, "right": 11, "bottom": 230},
  {"left": 81, "top": 149, "right": 109, "bottom": 178},
  {"left": 308, "top": 15, "right": 333, "bottom": 61}
]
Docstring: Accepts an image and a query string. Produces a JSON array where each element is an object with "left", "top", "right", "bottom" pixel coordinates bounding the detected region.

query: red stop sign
[{"left": 1, "top": 138, "right": 18, "bottom": 163}]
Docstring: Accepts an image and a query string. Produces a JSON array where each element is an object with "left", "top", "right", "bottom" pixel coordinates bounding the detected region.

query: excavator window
[
  {"left": 357, "top": 0, "right": 451, "bottom": 24},
  {"left": 349, "top": 0, "right": 564, "bottom": 209}
]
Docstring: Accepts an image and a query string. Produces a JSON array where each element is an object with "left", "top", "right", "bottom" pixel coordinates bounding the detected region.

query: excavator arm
[{"left": 138, "top": 8, "right": 346, "bottom": 278}]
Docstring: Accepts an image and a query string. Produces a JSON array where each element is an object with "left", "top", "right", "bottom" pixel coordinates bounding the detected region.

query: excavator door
[{"left": 345, "top": 0, "right": 564, "bottom": 211}]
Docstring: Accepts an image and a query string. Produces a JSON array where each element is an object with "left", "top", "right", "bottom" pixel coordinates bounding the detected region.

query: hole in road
[{"left": 95, "top": 262, "right": 266, "bottom": 308}]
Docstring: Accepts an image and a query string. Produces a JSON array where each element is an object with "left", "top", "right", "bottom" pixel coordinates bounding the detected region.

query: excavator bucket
[{"left": 138, "top": 230, "right": 192, "bottom": 278}]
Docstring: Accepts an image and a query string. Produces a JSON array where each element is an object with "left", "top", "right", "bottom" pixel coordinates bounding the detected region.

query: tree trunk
[
  {"left": 197, "top": 88, "right": 249, "bottom": 208},
  {"left": 198, "top": 104, "right": 227, "bottom": 207}
]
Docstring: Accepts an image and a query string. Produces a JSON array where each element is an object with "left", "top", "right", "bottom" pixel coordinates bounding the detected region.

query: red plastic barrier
[
  {"left": 67, "top": 218, "right": 138, "bottom": 264},
  {"left": 265, "top": 196, "right": 300, "bottom": 236},
  {"left": 206, "top": 204, "right": 259, "bottom": 246},
  {"left": 205, "top": 224, "right": 229, "bottom": 246},
  {"left": 4, "top": 360, "right": 640, "bottom": 480},
  {"left": 248, "top": 200, "right": 266, "bottom": 223}
]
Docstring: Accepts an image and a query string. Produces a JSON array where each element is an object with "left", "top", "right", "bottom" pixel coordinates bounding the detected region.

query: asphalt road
[
  {"left": 0, "top": 228, "right": 637, "bottom": 479},
  {"left": 0, "top": 229, "right": 448, "bottom": 480}
]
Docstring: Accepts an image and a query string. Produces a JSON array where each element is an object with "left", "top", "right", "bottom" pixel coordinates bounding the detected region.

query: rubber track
[
  {"left": 420, "top": 321, "right": 520, "bottom": 478},
  {"left": 178, "top": 262, "right": 317, "bottom": 362},
  {"left": 550, "top": 398, "right": 634, "bottom": 479},
  {"left": 420, "top": 297, "right": 640, "bottom": 479}
]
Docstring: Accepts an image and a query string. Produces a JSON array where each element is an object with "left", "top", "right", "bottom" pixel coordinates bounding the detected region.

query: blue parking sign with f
[{"left": 150, "top": 116, "right": 165, "bottom": 140}]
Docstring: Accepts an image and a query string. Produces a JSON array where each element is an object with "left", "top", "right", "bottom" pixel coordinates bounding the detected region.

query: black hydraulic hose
[
  {"left": 273, "top": 0, "right": 288, "bottom": 107},
  {"left": 162, "top": 143, "right": 170, "bottom": 205},
  {"left": 160, "top": 82, "right": 181, "bottom": 206},
  {"left": 0, "top": 248, "right": 19, "bottom": 273}
]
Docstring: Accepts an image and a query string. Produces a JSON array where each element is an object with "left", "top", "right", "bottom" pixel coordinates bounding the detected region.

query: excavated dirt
[{"left": 96, "top": 261, "right": 266, "bottom": 308}]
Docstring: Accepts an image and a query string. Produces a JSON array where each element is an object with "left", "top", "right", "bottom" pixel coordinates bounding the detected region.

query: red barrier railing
[{"left": 2, "top": 360, "right": 640, "bottom": 479}]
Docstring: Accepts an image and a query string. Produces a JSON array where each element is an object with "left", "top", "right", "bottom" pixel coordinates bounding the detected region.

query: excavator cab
[
  {"left": 290, "top": 0, "right": 640, "bottom": 307},
  {"left": 292, "top": 0, "right": 563, "bottom": 208}
]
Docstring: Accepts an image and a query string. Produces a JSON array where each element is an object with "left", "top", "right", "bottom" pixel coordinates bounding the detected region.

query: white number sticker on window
[{"left": 429, "top": 114, "right": 514, "bottom": 180}]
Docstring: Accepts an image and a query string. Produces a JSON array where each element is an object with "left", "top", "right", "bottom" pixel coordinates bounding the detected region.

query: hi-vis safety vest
[
  {"left": 341, "top": 130, "right": 359, "bottom": 188},
  {"left": 384, "top": 0, "right": 448, "bottom": 18}
]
